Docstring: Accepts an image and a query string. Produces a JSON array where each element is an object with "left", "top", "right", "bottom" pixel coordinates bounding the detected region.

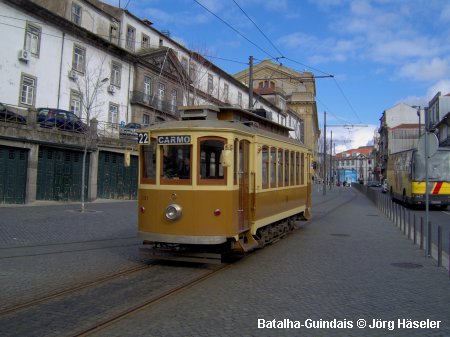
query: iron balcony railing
[{"left": 130, "top": 91, "right": 180, "bottom": 118}]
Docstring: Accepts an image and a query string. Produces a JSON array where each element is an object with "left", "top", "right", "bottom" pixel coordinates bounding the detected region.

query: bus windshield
[{"left": 414, "top": 150, "right": 450, "bottom": 181}]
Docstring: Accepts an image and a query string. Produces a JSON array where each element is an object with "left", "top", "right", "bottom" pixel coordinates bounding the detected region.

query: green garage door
[
  {"left": 37, "top": 147, "right": 89, "bottom": 201},
  {"left": 0, "top": 146, "right": 28, "bottom": 204},
  {"left": 97, "top": 151, "right": 138, "bottom": 200}
]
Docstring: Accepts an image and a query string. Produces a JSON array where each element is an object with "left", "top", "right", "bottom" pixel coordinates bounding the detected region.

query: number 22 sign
[{"left": 137, "top": 132, "right": 150, "bottom": 144}]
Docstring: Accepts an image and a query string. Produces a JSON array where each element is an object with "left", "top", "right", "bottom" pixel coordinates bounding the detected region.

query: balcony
[{"left": 130, "top": 91, "right": 180, "bottom": 119}]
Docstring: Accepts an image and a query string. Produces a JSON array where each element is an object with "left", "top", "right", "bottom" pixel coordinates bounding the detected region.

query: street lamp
[{"left": 413, "top": 105, "right": 422, "bottom": 137}]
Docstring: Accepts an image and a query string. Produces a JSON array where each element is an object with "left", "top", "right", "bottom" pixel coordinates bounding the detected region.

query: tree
[{"left": 73, "top": 56, "right": 109, "bottom": 212}]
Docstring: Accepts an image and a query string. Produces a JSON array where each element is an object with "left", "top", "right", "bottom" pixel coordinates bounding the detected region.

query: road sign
[{"left": 418, "top": 133, "right": 438, "bottom": 157}]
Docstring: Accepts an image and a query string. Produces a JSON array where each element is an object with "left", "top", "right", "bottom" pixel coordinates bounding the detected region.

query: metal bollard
[
  {"left": 408, "top": 211, "right": 411, "bottom": 239},
  {"left": 413, "top": 214, "right": 416, "bottom": 245},
  {"left": 427, "top": 221, "right": 432, "bottom": 257},
  {"left": 437, "top": 225, "right": 442, "bottom": 267},
  {"left": 420, "top": 217, "right": 424, "bottom": 250},
  {"left": 403, "top": 207, "right": 406, "bottom": 234}
]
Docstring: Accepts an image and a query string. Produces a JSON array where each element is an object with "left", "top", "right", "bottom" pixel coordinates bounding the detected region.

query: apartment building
[{"left": 0, "top": 0, "right": 291, "bottom": 203}]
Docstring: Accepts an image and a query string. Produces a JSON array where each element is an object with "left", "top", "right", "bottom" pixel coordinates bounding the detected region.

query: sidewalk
[{"left": 94, "top": 185, "right": 450, "bottom": 336}]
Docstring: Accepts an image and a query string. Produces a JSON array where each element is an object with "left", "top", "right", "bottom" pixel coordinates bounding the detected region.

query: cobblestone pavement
[
  {"left": 1, "top": 188, "right": 449, "bottom": 337},
  {"left": 94, "top": 186, "right": 450, "bottom": 337},
  {"left": 0, "top": 200, "right": 141, "bottom": 309}
]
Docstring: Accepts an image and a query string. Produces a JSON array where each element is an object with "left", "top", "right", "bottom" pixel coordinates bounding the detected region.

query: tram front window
[
  {"left": 161, "top": 145, "right": 191, "bottom": 180},
  {"left": 199, "top": 138, "right": 225, "bottom": 181}
]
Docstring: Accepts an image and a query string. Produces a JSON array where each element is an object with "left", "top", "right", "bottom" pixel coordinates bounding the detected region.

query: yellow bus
[{"left": 387, "top": 148, "right": 450, "bottom": 208}]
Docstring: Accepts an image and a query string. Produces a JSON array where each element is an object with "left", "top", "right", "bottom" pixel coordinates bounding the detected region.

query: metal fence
[{"left": 352, "top": 183, "right": 450, "bottom": 276}]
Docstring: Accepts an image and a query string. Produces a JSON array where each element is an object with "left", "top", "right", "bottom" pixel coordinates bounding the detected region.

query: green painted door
[
  {"left": 0, "top": 146, "right": 28, "bottom": 204},
  {"left": 97, "top": 151, "right": 138, "bottom": 199},
  {"left": 37, "top": 147, "right": 89, "bottom": 201}
]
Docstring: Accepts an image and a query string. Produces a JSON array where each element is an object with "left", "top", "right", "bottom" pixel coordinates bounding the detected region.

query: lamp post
[{"left": 414, "top": 105, "right": 433, "bottom": 257}]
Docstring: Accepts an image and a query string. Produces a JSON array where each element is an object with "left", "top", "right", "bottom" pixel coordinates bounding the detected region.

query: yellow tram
[{"left": 137, "top": 105, "right": 312, "bottom": 262}]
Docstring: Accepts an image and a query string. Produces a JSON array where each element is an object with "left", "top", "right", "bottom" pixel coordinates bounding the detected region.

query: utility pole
[
  {"left": 329, "top": 130, "right": 333, "bottom": 190},
  {"left": 323, "top": 111, "right": 326, "bottom": 196},
  {"left": 248, "top": 56, "right": 254, "bottom": 109}
]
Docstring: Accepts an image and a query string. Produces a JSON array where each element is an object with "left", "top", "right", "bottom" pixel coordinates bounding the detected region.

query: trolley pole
[{"left": 323, "top": 111, "right": 326, "bottom": 196}]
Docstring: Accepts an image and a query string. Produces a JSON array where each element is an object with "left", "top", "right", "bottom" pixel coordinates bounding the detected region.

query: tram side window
[
  {"left": 290, "top": 151, "right": 295, "bottom": 186},
  {"left": 270, "top": 148, "right": 276, "bottom": 188},
  {"left": 301, "top": 153, "right": 305, "bottom": 185},
  {"left": 278, "top": 149, "right": 283, "bottom": 186},
  {"left": 262, "top": 146, "right": 269, "bottom": 189},
  {"left": 234, "top": 139, "right": 239, "bottom": 185},
  {"left": 199, "top": 138, "right": 225, "bottom": 182},
  {"left": 161, "top": 145, "right": 191, "bottom": 180},
  {"left": 141, "top": 140, "right": 156, "bottom": 183},
  {"left": 296, "top": 152, "right": 300, "bottom": 185},
  {"left": 284, "top": 150, "right": 290, "bottom": 186}
]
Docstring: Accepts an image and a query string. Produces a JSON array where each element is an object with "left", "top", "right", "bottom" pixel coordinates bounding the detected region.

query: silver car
[{"left": 381, "top": 179, "right": 388, "bottom": 193}]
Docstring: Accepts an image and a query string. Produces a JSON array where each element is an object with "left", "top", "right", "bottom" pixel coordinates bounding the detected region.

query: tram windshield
[
  {"left": 413, "top": 150, "right": 450, "bottom": 181},
  {"left": 161, "top": 145, "right": 191, "bottom": 179}
]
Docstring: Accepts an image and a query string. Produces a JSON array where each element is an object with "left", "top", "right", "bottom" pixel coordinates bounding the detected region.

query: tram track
[
  {"left": 0, "top": 237, "right": 139, "bottom": 259},
  {"left": 0, "top": 264, "right": 150, "bottom": 316},
  {"left": 72, "top": 262, "right": 231, "bottom": 337},
  {"left": 0, "top": 261, "right": 231, "bottom": 337},
  {"left": 309, "top": 188, "right": 358, "bottom": 223}
]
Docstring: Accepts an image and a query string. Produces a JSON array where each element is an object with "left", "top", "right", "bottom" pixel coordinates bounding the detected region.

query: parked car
[
  {"left": 119, "top": 122, "right": 148, "bottom": 137},
  {"left": 0, "top": 103, "right": 26, "bottom": 124},
  {"left": 367, "top": 180, "right": 381, "bottom": 187},
  {"left": 381, "top": 179, "right": 388, "bottom": 193},
  {"left": 37, "top": 108, "right": 87, "bottom": 133}
]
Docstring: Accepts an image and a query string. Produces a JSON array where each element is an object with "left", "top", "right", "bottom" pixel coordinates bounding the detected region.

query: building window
[
  {"left": 143, "top": 114, "right": 150, "bottom": 125},
  {"left": 171, "top": 89, "right": 177, "bottom": 111},
  {"left": 20, "top": 74, "right": 36, "bottom": 106},
  {"left": 24, "top": 23, "right": 41, "bottom": 56},
  {"left": 181, "top": 57, "right": 188, "bottom": 72},
  {"left": 108, "top": 103, "right": 119, "bottom": 128},
  {"left": 223, "top": 83, "right": 229, "bottom": 102},
  {"left": 126, "top": 25, "right": 136, "bottom": 50},
  {"left": 109, "top": 25, "right": 118, "bottom": 44},
  {"left": 207, "top": 74, "right": 213, "bottom": 94},
  {"left": 158, "top": 83, "right": 166, "bottom": 100},
  {"left": 111, "top": 62, "right": 121, "bottom": 87},
  {"left": 144, "top": 76, "right": 152, "bottom": 100},
  {"left": 72, "top": 45, "right": 85, "bottom": 73},
  {"left": 238, "top": 92, "right": 242, "bottom": 107},
  {"left": 141, "top": 33, "right": 150, "bottom": 49},
  {"left": 70, "top": 91, "right": 82, "bottom": 117},
  {"left": 71, "top": 3, "right": 82, "bottom": 26},
  {"left": 189, "top": 63, "right": 197, "bottom": 82}
]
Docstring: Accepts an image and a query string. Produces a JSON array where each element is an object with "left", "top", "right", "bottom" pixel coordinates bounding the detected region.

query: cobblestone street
[{"left": 1, "top": 187, "right": 449, "bottom": 337}]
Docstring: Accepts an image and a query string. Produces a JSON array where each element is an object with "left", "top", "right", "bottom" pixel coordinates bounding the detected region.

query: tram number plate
[{"left": 137, "top": 132, "right": 150, "bottom": 144}]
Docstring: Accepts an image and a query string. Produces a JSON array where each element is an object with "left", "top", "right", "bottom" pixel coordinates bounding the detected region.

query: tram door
[{"left": 238, "top": 140, "right": 250, "bottom": 232}]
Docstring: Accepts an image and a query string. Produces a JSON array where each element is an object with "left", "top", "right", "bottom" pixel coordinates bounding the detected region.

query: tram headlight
[{"left": 165, "top": 204, "right": 182, "bottom": 221}]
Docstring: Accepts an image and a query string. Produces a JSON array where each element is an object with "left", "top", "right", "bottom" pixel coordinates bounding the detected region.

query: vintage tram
[{"left": 137, "top": 105, "right": 312, "bottom": 263}]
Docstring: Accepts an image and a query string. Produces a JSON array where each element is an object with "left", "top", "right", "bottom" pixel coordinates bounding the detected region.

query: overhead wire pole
[
  {"left": 329, "top": 130, "right": 332, "bottom": 190},
  {"left": 323, "top": 111, "right": 326, "bottom": 196}
]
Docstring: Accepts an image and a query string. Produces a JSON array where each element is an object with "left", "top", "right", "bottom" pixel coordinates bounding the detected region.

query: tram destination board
[{"left": 157, "top": 135, "right": 191, "bottom": 144}]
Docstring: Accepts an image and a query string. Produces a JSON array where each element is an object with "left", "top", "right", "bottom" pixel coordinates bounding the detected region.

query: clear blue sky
[{"left": 105, "top": 0, "right": 450, "bottom": 151}]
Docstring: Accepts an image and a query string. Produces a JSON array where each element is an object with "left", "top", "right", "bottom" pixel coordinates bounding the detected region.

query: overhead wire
[
  {"left": 230, "top": 0, "right": 284, "bottom": 59},
  {"left": 0, "top": 15, "right": 249, "bottom": 66},
  {"left": 192, "top": 0, "right": 277, "bottom": 60}
]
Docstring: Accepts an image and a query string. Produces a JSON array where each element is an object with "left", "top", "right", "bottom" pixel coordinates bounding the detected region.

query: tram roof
[{"left": 146, "top": 118, "right": 306, "bottom": 148}]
